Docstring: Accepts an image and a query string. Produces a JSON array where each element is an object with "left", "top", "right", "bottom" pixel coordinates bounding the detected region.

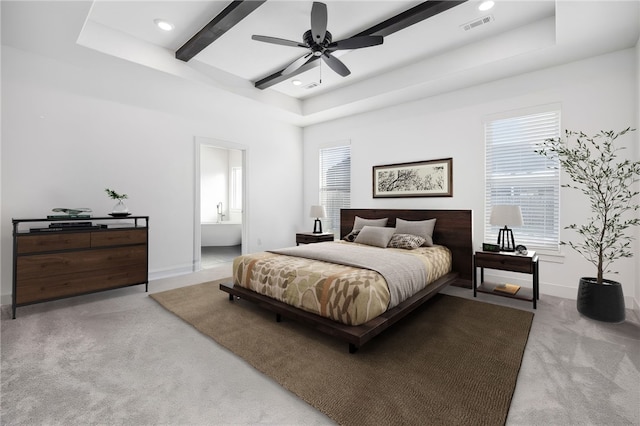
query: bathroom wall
[{"left": 200, "top": 146, "right": 242, "bottom": 223}]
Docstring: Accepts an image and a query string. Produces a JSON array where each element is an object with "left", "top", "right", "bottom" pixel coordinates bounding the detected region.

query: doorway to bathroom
[{"left": 194, "top": 137, "right": 246, "bottom": 270}]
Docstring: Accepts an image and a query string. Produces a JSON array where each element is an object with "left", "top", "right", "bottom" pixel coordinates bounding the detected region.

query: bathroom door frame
[{"left": 194, "top": 136, "right": 248, "bottom": 271}]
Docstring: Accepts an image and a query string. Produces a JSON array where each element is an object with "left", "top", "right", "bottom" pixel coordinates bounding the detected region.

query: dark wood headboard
[{"left": 340, "top": 209, "right": 473, "bottom": 283}]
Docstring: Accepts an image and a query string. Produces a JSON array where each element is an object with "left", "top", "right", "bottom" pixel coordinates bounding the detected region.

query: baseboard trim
[
  {"left": 0, "top": 294, "right": 11, "bottom": 306},
  {"left": 148, "top": 265, "right": 194, "bottom": 281},
  {"left": 633, "top": 298, "right": 640, "bottom": 323},
  {"left": 3, "top": 269, "right": 638, "bottom": 321}
]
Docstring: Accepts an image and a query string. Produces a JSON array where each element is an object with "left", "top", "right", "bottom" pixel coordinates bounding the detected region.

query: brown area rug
[{"left": 151, "top": 279, "right": 533, "bottom": 426}]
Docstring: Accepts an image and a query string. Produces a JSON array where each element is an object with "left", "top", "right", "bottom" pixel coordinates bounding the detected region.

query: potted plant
[
  {"left": 105, "top": 188, "right": 129, "bottom": 215},
  {"left": 536, "top": 127, "right": 639, "bottom": 322}
]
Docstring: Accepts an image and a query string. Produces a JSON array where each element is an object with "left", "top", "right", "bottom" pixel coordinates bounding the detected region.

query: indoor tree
[{"left": 536, "top": 127, "right": 640, "bottom": 284}]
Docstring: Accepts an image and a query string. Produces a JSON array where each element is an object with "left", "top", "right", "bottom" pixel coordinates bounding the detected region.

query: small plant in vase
[{"left": 105, "top": 188, "right": 129, "bottom": 215}]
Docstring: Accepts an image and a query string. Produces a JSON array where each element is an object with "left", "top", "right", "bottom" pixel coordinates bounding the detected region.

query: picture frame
[{"left": 373, "top": 158, "right": 453, "bottom": 198}]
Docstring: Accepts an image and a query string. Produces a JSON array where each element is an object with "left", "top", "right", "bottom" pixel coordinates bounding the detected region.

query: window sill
[{"left": 530, "top": 248, "right": 565, "bottom": 264}]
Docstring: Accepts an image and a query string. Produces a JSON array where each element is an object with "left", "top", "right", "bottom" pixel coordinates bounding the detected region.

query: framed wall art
[{"left": 373, "top": 158, "right": 453, "bottom": 198}]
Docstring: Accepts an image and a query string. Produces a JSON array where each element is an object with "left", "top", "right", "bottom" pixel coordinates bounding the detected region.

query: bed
[{"left": 219, "top": 208, "right": 473, "bottom": 352}]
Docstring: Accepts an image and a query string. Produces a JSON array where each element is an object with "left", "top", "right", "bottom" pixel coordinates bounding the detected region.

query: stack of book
[{"left": 494, "top": 283, "right": 520, "bottom": 295}]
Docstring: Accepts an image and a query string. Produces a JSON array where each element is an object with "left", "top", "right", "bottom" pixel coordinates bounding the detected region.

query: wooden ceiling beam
[
  {"left": 254, "top": 0, "right": 467, "bottom": 90},
  {"left": 176, "top": 0, "right": 266, "bottom": 62}
]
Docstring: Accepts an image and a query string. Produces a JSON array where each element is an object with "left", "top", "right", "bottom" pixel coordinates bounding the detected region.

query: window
[
  {"left": 484, "top": 109, "right": 560, "bottom": 251},
  {"left": 320, "top": 145, "right": 351, "bottom": 234},
  {"left": 230, "top": 167, "right": 242, "bottom": 211}
]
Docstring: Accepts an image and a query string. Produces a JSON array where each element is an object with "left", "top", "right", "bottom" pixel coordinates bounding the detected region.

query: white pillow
[
  {"left": 354, "top": 226, "right": 396, "bottom": 248},
  {"left": 353, "top": 216, "right": 388, "bottom": 231},
  {"left": 395, "top": 218, "right": 436, "bottom": 246}
]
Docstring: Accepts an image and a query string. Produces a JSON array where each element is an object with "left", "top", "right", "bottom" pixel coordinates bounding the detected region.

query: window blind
[
  {"left": 485, "top": 110, "right": 560, "bottom": 250},
  {"left": 320, "top": 145, "right": 351, "bottom": 234}
]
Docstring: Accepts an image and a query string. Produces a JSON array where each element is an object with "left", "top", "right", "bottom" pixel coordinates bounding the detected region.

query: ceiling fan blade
[
  {"left": 321, "top": 52, "right": 350, "bottom": 77},
  {"left": 327, "top": 35, "right": 384, "bottom": 51},
  {"left": 251, "top": 35, "right": 306, "bottom": 48},
  {"left": 310, "top": 2, "right": 327, "bottom": 43},
  {"left": 282, "top": 52, "right": 314, "bottom": 75}
]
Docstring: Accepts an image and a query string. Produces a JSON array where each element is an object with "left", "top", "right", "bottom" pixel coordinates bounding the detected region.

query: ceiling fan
[{"left": 251, "top": 2, "right": 384, "bottom": 77}]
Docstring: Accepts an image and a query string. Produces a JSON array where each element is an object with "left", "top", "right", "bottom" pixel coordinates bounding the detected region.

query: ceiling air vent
[
  {"left": 461, "top": 15, "right": 494, "bottom": 31},
  {"left": 305, "top": 82, "right": 320, "bottom": 90}
]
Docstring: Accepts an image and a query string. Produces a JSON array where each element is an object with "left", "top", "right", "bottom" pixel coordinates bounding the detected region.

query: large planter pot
[{"left": 577, "top": 277, "right": 625, "bottom": 323}]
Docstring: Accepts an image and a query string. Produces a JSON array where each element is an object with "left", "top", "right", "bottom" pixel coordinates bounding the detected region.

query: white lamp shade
[
  {"left": 309, "top": 205, "right": 326, "bottom": 218},
  {"left": 490, "top": 205, "right": 523, "bottom": 227}
]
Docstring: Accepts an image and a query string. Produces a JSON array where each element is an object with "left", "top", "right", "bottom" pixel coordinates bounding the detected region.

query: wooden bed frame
[{"left": 219, "top": 208, "right": 473, "bottom": 353}]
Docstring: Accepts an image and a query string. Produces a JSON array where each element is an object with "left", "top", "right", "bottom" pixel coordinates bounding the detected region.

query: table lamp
[
  {"left": 490, "top": 205, "right": 523, "bottom": 252},
  {"left": 309, "top": 205, "right": 326, "bottom": 234}
]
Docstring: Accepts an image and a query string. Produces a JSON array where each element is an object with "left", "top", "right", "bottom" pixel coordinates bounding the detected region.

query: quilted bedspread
[{"left": 232, "top": 242, "right": 452, "bottom": 326}]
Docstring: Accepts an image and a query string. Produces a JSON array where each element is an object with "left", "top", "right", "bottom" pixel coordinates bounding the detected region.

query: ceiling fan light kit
[{"left": 252, "top": 2, "right": 384, "bottom": 79}]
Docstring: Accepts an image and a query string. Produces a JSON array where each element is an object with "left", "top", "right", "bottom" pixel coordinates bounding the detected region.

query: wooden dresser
[{"left": 11, "top": 216, "right": 149, "bottom": 318}]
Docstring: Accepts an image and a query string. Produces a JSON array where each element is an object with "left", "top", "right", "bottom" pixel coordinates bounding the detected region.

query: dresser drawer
[
  {"left": 91, "top": 229, "right": 147, "bottom": 247},
  {"left": 296, "top": 233, "right": 334, "bottom": 244},
  {"left": 16, "top": 245, "right": 147, "bottom": 280},
  {"left": 16, "top": 233, "right": 91, "bottom": 254},
  {"left": 474, "top": 252, "right": 533, "bottom": 273},
  {"left": 16, "top": 264, "right": 148, "bottom": 304}
]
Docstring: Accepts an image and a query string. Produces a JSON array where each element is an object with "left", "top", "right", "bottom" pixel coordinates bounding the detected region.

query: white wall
[
  {"left": 635, "top": 35, "right": 640, "bottom": 315},
  {"left": 0, "top": 46, "right": 304, "bottom": 304},
  {"left": 0, "top": 2, "right": 3, "bottom": 309},
  {"left": 303, "top": 48, "right": 639, "bottom": 306}
]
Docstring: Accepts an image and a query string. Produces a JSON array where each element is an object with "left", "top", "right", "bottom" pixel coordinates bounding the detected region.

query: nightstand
[
  {"left": 473, "top": 250, "right": 539, "bottom": 309},
  {"left": 296, "top": 232, "right": 334, "bottom": 245}
]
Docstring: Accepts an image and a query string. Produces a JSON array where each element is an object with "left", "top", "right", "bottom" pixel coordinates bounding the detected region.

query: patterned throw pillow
[
  {"left": 342, "top": 230, "right": 360, "bottom": 242},
  {"left": 387, "top": 233, "right": 426, "bottom": 249}
]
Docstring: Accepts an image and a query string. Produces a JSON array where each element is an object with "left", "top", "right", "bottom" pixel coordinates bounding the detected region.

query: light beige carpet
[{"left": 150, "top": 278, "right": 534, "bottom": 426}]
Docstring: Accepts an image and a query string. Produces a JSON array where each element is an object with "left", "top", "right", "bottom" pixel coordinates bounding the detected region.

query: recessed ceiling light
[
  {"left": 478, "top": 1, "right": 495, "bottom": 11},
  {"left": 154, "top": 19, "right": 174, "bottom": 31},
  {"left": 292, "top": 80, "right": 302, "bottom": 86}
]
